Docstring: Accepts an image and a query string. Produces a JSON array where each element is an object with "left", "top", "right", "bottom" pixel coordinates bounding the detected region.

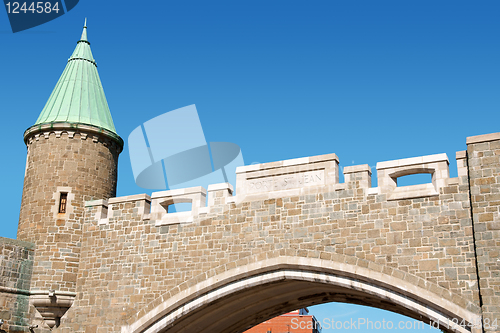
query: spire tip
[{"left": 80, "top": 18, "right": 88, "bottom": 42}]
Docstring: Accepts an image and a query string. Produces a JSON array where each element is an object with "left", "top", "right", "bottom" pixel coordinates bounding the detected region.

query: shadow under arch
[{"left": 121, "top": 257, "right": 481, "bottom": 333}]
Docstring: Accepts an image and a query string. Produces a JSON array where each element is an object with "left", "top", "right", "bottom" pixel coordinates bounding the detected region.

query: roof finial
[{"left": 80, "top": 18, "right": 88, "bottom": 42}]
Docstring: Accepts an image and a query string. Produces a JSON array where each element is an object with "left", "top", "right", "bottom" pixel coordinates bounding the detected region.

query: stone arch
[
  {"left": 389, "top": 167, "right": 435, "bottom": 179},
  {"left": 158, "top": 197, "right": 192, "bottom": 212},
  {"left": 121, "top": 257, "right": 481, "bottom": 333}
]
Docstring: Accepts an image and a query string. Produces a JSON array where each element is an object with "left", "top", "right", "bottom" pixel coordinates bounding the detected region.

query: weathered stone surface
[
  {"left": 0, "top": 237, "right": 34, "bottom": 332},
  {"left": 467, "top": 133, "right": 500, "bottom": 332},
  {"left": 6, "top": 131, "right": 500, "bottom": 333},
  {"left": 18, "top": 130, "right": 120, "bottom": 295},
  {"left": 57, "top": 147, "right": 488, "bottom": 333},
  {"left": 13, "top": 128, "right": 121, "bottom": 331}
]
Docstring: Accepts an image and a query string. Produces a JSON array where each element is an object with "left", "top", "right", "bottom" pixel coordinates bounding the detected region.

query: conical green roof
[{"left": 34, "top": 19, "right": 118, "bottom": 135}]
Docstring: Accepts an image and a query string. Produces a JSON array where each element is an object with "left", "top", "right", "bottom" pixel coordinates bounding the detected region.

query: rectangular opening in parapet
[
  {"left": 168, "top": 202, "right": 192, "bottom": 213},
  {"left": 396, "top": 173, "right": 432, "bottom": 186}
]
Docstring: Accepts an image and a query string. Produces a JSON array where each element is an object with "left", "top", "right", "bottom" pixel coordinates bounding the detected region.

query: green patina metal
[{"left": 33, "top": 19, "right": 118, "bottom": 135}]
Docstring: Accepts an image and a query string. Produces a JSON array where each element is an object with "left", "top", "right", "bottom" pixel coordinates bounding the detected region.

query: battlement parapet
[
  {"left": 86, "top": 184, "right": 235, "bottom": 226},
  {"left": 86, "top": 150, "right": 468, "bottom": 227}
]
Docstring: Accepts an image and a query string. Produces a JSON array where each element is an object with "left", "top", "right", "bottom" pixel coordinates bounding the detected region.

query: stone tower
[{"left": 17, "top": 20, "right": 123, "bottom": 329}]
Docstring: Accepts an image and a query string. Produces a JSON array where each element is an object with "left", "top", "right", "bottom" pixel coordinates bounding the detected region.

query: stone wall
[
  {"left": 16, "top": 126, "right": 121, "bottom": 330},
  {"left": 18, "top": 128, "right": 120, "bottom": 295},
  {"left": 467, "top": 133, "right": 500, "bottom": 331},
  {"left": 0, "top": 237, "right": 34, "bottom": 333},
  {"left": 6, "top": 131, "right": 498, "bottom": 333},
  {"left": 55, "top": 149, "right": 485, "bottom": 333}
]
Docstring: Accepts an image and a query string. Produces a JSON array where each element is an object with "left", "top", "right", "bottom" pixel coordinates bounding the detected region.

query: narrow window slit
[{"left": 59, "top": 193, "right": 68, "bottom": 213}]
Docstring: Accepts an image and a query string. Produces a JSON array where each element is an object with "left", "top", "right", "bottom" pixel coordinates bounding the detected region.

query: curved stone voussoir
[{"left": 123, "top": 257, "right": 481, "bottom": 333}]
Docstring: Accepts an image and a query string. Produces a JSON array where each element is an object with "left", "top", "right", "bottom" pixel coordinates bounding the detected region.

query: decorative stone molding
[
  {"left": 0, "top": 285, "right": 31, "bottom": 296},
  {"left": 30, "top": 290, "right": 76, "bottom": 329},
  {"left": 24, "top": 122, "right": 123, "bottom": 153}
]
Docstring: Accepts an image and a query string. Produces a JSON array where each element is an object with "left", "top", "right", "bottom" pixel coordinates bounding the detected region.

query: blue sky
[{"left": 1, "top": 1, "right": 499, "bottom": 331}]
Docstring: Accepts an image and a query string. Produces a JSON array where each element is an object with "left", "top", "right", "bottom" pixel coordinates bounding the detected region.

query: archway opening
[
  {"left": 124, "top": 259, "right": 478, "bottom": 333},
  {"left": 151, "top": 277, "right": 451, "bottom": 333}
]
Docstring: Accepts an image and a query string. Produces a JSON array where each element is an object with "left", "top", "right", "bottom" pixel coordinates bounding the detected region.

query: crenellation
[
  {"left": 344, "top": 164, "right": 372, "bottom": 189},
  {"left": 207, "top": 182, "right": 234, "bottom": 207}
]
